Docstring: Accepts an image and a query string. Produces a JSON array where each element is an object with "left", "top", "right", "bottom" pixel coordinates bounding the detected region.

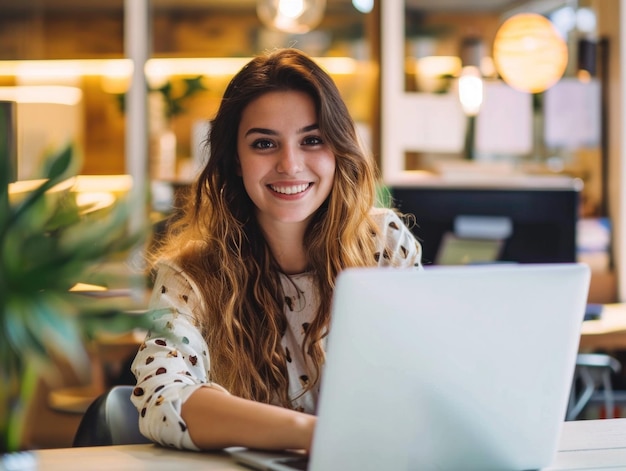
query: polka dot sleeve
[{"left": 130, "top": 261, "right": 228, "bottom": 450}]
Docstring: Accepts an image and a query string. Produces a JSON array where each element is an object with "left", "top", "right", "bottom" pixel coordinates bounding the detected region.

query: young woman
[{"left": 130, "top": 48, "right": 422, "bottom": 453}]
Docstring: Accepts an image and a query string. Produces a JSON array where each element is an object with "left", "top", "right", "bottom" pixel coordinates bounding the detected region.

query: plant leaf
[{"left": 43, "top": 144, "right": 77, "bottom": 182}]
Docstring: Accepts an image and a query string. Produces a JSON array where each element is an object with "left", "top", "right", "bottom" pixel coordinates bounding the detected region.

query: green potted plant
[{"left": 0, "top": 115, "right": 151, "bottom": 453}]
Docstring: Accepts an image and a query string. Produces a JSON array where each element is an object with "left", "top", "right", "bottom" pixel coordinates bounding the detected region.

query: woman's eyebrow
[
  {"left": 298, "top": 124, "right": 319, "bottom": 133},
  {"left": 244, "top": 123, "right": 319, "bottom": 137},
  {"left": 245, "top": 127, "right": 276, "bottom": 137}
]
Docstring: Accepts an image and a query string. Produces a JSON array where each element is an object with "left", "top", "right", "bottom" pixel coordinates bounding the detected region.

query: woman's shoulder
[
  {"left": 154, "top": 258, "right": 187, "bottom": 280},
  {"left": 369, "top": 207, "right": 422, "bottom": 268},
  {"left": 151, "top": 259, "right": 206, "bottom": 308},
  {"left": 369, "top": 206, "right": 407, "bottom": 229}
]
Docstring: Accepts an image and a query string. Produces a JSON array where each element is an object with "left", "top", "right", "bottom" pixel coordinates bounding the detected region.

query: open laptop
[{"left": 230, "top": 263, "right": 590, "bottom": 471}]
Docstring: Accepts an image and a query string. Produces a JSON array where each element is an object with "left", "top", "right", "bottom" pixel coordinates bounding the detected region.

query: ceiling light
[
  {"left": 493, "top": 13, "right": 568, "bottom": 94},
  {"left": 257, "top": 0, "right": 326, "bottom": 34},
  {"left": 352, "top": 0, "right": 373, "bottom": 14},
  {"left": 457, "top": 66, "right": 483, "bottom": 117}
]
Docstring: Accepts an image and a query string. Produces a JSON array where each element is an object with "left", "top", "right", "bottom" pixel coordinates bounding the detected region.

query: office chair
[
  {"left": 73, "top": 385, "right": 152, "bottom": 447},
  {"left": 566, "top": 353, "right": 623, "bottom": 421}
]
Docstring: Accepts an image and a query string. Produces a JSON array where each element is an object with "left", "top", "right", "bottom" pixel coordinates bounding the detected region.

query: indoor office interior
[{"left": 1, "top": 0, "right": 626, "bottom": 452}]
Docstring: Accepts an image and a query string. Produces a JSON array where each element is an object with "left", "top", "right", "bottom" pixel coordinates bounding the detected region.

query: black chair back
[{"left": 73, "top": 385, "right": 151, "bottom": 447}]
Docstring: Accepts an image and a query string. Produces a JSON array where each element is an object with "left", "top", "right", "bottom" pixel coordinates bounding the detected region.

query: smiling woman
[{"left": 128, "top": 48, "right": 422, "bottom": 453}]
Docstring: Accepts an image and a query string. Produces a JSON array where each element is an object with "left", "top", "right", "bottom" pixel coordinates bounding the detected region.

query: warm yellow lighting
[
  {"left": 493, "top": 13, "right": 568, "bottom": 93},
  {"left": 280, "top": 0, "right": 305, "bottom": 18},
  {"left": 71, "top": 175, "right": 134, "bottom": 195},
  {"left": 480, "top": 56, "right": 496, "bottom": 78},
  {"left": 69, "top": 283, "right": 108, "bottom": 292},
  {"left": 146, "top": 57, "right": 357, "bottom": 77},
  {"left": 577, "top": 69, "right": 592, "bottom": 83},
  {"left": 16, "top": 61, "right": 81, "bottom": 81},
  {"left": 316, "top": 57, "right": 357, "bottom": 75},
  {"left": 257, "top": 0, "right": 326, "bottom": 34},
  {"left": 0, "top": 57, "right": 356, "bottom": 85},
  {"left": 101, "top": 60, "right": 133, "bottom": 94},
  {"left": 415, "top": 56, "right": 462, "bottom": 93},
  {"left": 0, "top": 86, "right": 82, "bottom": 105},
  {"left": 8, "top": 177, "right": 75, "bottom": 207},
  {"left": 145, "top": 57, "right": 250, "bottom": 77},
  {"left": 75, "top": 191, "right": 117, "bottom": 214},
  {"left": 8, "top": 179, "right": 50, "bottom": 202},
  {"left": 0, "top": 59, "right": 131, "bottom": 80},
  {"left": 9, "top": 175, "right": 133, "bottom": 205}
]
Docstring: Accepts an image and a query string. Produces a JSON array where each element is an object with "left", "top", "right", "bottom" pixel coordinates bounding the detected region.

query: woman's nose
[{"left": 276, "top": 145, "right": 303, "bottom": 175}]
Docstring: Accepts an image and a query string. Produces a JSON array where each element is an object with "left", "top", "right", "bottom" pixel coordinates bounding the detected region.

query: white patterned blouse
[{"left": 130, "top": 207, "right": 422, "bottom": 450}]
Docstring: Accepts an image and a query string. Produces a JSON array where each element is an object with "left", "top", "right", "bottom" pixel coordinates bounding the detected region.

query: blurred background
[{"left": 1, "top": 0, "right": 625, "bottom": 450}]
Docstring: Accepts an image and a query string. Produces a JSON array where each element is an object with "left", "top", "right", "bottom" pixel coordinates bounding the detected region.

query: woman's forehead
[{"left": 239, "top": 91, "right": 318, "bottom": 132}]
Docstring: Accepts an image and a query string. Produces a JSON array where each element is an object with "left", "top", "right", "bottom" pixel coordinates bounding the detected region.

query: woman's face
[{"left": 237, "top": 90, "right": 336, "bottom": 231}]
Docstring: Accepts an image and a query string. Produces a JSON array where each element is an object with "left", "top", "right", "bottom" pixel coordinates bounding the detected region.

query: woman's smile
[
  {"left": 237, "top": 90, "right": 336, "bottom": 229},
  {"left": 268, "top": 182, "right": 313, "bottom": 197}
]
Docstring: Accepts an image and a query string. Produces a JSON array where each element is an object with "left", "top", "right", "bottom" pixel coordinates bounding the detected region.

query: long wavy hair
[{"left": 155, "top": 48, "right": 381, "bottom": 407}]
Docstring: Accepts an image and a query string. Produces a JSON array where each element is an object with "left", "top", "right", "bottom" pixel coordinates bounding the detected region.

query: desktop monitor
[{"left": 389, "top": 179, "right": 581, "bottom": 266}]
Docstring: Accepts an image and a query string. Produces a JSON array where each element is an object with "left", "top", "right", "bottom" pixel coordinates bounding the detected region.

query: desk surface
[
  {"left": 30, "top": 418, "right": 626, "bottom": 471},
  {"left": 580, "top": 303, "right": 626, "bottom": 351}
]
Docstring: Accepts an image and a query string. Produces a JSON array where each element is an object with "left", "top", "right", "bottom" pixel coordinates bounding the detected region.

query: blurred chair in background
[{"left": 567, "top": 353, "right": 625, "bottom": 420}]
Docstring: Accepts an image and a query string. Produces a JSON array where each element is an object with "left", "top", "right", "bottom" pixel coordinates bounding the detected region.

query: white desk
[
  {"left": 29, "top": 418, "right": 626, "bottom": 470},
  {"left": 545, "top": 418, "right": 626, "bottom": 470}
]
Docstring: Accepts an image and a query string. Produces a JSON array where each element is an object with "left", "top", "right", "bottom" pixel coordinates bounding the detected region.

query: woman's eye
[
  {"left": 251, "top": 139, "right": 275, "bottom": 150},
  {"left": 303, "top": 136, "right": 323, "bottom": 146}
]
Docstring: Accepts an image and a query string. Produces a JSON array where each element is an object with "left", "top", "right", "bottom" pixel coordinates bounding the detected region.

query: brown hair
[{"left": 155, "top": 48, "right": 380, "bottom": 407}]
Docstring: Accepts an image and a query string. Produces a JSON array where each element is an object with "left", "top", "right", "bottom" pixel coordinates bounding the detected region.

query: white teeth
[{"left": 270, "top": 183, "right": 310, "bottom": 195}]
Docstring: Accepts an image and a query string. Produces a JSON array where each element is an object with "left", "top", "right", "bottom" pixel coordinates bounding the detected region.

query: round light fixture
[
  {"left": 493, "top": 13, "right": 568, "bottom": 93},
  {"left": 257, "top": 0, "right": 326, "bottom": 34}
]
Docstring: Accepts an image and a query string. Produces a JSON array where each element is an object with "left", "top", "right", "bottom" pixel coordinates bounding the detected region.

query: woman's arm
[
  {"left": 133, "top": 262, "right": 316, "bottom": 452},
  {"left": 182, "top": 386, "right": 316, "bottom": 452}
]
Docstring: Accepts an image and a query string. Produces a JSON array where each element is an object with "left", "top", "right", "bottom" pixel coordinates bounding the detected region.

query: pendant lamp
[
  {"left": 493, "top": 13, "right": 568, "bottom": 94},
  {"left": 257, "top": 0, "right": 326, "bottom": 34}
]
